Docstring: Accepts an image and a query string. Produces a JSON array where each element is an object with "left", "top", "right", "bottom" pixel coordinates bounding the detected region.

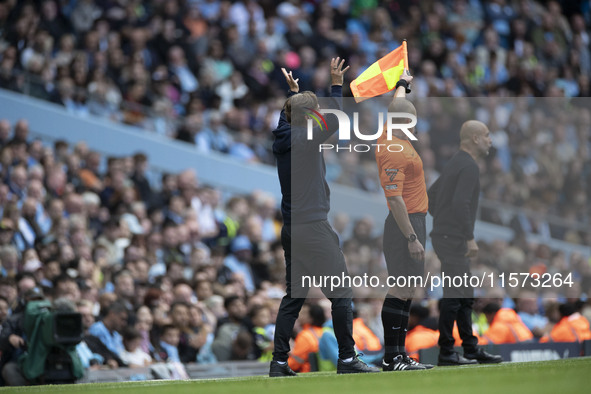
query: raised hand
[
  {"left": 330, "top": 57, "right": 350, "bottom": 86},
  {"left": 281, "top": 68, "right": 299, "bottom": 93},
  {"left": 400, "top": 68, "right": 413, "bottom": 84}
]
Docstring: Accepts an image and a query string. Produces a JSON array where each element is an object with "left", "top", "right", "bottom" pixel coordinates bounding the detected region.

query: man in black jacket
[
  {"left": 269, "top": 58, "right": 378, "bottom": 376},
  {"left": 428, "top": 120, "right": 502, "bottom": 366}
]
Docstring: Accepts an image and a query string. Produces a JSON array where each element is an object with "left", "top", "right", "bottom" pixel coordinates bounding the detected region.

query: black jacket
[
  {"left": 0, "top": 312, "right": 25, "bottom": 365},
  {"left": 272, "top": 86, "right": 343, "bottom": 225},
  {"left": 428, "top": 150, "right": 480, "bottom": 240}
]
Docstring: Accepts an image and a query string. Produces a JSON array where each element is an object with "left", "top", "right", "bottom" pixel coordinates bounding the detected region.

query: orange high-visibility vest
[
  {"left": 481, "top": 308, "right": 533, "bottom": 344},
  {"left": 406, "top": 325, "right": 439, "bottom": 359},
  {"left": 540, "top": 313, "right": 591, "bottom": 343},
  {"left": 352, "top": 318, "right": 382, "bottom": 355},
  {"left": 452, "top": 322, "right": 483, "bottom": 346},
  {"left": 288, "top": 324, "right": 323, "bottom": 373}
]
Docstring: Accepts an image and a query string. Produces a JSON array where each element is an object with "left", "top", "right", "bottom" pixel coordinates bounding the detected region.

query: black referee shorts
[{"left": 383, "top": 211, "right": 426, "bottom": 279}]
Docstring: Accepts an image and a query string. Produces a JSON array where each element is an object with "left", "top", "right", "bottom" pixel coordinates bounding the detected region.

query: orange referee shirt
[{"left": 375, "top": 133, "right": 428, "bottom": 213}]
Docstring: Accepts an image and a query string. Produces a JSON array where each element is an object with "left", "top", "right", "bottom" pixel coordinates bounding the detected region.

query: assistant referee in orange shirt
[{"left": 375, "top": 70, "right": 432, "bottom": 371}]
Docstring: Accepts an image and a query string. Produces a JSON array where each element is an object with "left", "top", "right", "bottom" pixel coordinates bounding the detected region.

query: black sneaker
[
  {"left": 437, "top": 352, "right": 478, "bottom": 366},
  {"left": 463, "top": 349, "right": 503, "bottom": 364},
  {"left": 269, "top": 361, "right": 297, "bottom": 377},
  {"left": 403, "top": 355, "right": 434, "bottom": 369},
  {"left": 383, "top": 355, "right": 425, "bottom": 371},
  {"left": 337, "top": 355, "right": 381, "bottom": 374}
]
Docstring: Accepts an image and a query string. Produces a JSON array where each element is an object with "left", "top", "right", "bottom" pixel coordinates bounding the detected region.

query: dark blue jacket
[{"left": 272, "top": 86, "right": 343, "bottom": 225}]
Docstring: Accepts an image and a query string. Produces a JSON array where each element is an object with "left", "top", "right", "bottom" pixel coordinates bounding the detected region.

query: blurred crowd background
[
  {"left": 0, "top": 0, "right": 589, "bottom": 242},
  {"left": 0, "top": 0, "right": 590, "bottom": 377}
]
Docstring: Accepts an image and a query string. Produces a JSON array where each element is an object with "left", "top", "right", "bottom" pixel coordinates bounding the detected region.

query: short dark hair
[
  {"left": 0, "top": 277, "right": 16, "bottom": 287},
  {"left": 53, "top": 273, "right": 76, "bottom": 288},
  {"left": 308, "top": 304, "right": 326, "bottom": 327},
  {"left": 107, "top": 300, "right": 128, "bottom": 316},
  {"left": 122, "top": 326, "right": 142, "bottom": 341},
  {"left": 54, "top": 140, "right": 68, "bottom": 150},
  {"left": 224, "top": 295, "right": 242, "bottom": 310},
  {"left": 483, "top": 303, "right": 501, "bottom": 316},
  {"left": 248, "top": 304, "right": 268, "bottom": 320},
  {"left": 410, "top": 304, "right": 430, "bottom": 320},
  {"left": 170, "top": 301, "right": 190, "bottom": 313},
  {"left": 558, "top": 303, "right": 576, "bottom": 318},
  {"left": 161, "top": 324, "right": 178, "bottom": 335},
  {"left": 133, "top": 152, "right": 147, "bottom": 163}
]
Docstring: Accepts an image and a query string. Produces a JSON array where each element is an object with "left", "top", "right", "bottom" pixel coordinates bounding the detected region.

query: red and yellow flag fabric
[{"left": 350, "top": 41, "right": 408, "bottom": 102}]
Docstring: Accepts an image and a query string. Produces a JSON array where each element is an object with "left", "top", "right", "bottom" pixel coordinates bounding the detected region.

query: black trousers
[
  {"left": 432, "top": 234, "right": 478, "bottom": 355},
  {"left": 272, "top": 221, "right": 355, "bottom": 362}
]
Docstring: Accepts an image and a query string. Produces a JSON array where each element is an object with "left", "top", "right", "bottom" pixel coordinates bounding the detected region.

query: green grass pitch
[{"left": 2, "top": 357, "right": 589, "bottom": 394}]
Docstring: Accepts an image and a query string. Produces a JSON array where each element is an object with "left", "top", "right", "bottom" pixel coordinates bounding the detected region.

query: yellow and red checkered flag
[{"left": 350, "top": 41, "right": 409, "bottom": 102}]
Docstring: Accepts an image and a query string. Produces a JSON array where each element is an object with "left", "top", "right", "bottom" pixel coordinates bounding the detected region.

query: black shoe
[
  {"left": 437, "top": 352, "right": 478, "bottom": 366},
  {"left": 403, "top": 355, "right": 434, "bottom": 370},
  {"left": 337, "top": 355, "right": 381, "bottom": 374},
  {"left": 463, "top": 349, "right": 503, "bottom": 364},
  {"left": 269, "top": 361, "right": 297, "bottom": 377},
  {"left": 383, "top": 355, "right": 425, "bottom": 371}
]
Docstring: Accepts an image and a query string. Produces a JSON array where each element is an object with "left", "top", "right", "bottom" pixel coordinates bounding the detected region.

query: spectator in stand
[
  {"left": 89, "top": 300, "right": 128, "bottom": 358},
  {"left": 156, "top": 324, "right": 182, "bottom": 364},
  {"left": 481, "top": 303, "right": 534, "bottom": 344},
  {"left": 405, "top": 304, "right": 439, "bottom": 360},
  {"left": 287, "top": 304, "right": 325, "bottom": 373},
  {"left": 540, "top": 303, "right": 591, "bottom": 343},
  {"left": 212, "top": 295, "right": 250, "bottom": 362},
  {"left": 250, "top": 304, "right": 273, "bottom": 362},
  {"left": 516, "top": 291, "right": 548, "bottom": 338},
  {"left": 169, "top": 301, "right": 199, "bottom": 363},
  {"left": 120, "top": 327, "right": 152, "bottom": 368},
  {"left": 223, "top": 235, "right": 255, "bottom": 294}
]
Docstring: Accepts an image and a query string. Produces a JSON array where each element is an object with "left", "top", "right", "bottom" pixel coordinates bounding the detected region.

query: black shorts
[{"left": 383, "top": 211, "right": 426, "bottom": 279}]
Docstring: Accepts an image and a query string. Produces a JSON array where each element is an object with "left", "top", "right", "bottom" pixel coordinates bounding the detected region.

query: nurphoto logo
[{"left": 305, "top": 109, "right": 417, "bottom": 152}]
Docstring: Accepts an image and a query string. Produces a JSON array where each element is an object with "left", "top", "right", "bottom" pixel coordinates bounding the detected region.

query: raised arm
[
  {"left": 288, "top": 58, "right": 350, "bottom": 147},
  {"left": 276, "top": 68, "right": 300, "bottom": 129},
  {"left": 282, "top": 67, "right": 300, "bottom": 93},
  {"left": 330, "top": 57, "right": 350, "bottom": 87},
  {"left": 393, "top": 69, "right": 413, "bottom": 99}
]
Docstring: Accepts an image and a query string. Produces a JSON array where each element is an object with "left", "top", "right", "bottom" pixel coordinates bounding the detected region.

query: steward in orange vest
[
  {"left": 406, "top": 304, "right": 438, "bottom": 359},
  {"left": 452, "top": 322, "right": 483, "bottom": 346},
  {"left": 288, "top": 304, "right": 326, "bottom": 373},
  {"left": 540, "top": 303, "right": 591, "bottom": 343},
  {"left": 407, "top": 326, "right": 439, "bottom": 359},
  {"left": 481, "top": 304, "right": 533, "bottom": 344},
  {"left": 352, "top": 317, "right": 383, "bottom": 362}
]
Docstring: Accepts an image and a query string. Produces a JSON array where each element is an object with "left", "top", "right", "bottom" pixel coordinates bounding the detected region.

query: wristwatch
[{"left": 407, "top": 234, "right": 417, "bottom": 242}]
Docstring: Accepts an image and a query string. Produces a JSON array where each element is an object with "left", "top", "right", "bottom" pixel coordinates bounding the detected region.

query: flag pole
[{"left": 403, "top": 39, "right": 409, "bottom": 71}]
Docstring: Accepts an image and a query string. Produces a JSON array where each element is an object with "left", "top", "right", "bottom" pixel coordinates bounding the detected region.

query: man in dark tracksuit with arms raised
[
  {"left": 269, "top": 59, "right": 378, "bottom": 376},
  {"left": 428, "top": 120, "right": 502, "bottom": 366}
]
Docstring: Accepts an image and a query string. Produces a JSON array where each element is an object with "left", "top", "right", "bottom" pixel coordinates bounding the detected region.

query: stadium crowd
[
  {"left": 0, "top": 116, "right": 589, "bottom": 382},
  {"left": 0, "top": 0, "right": 590, "bottom": 384},
  {"left": 0, "top": 0, "right": 590, "bottom": 241}
]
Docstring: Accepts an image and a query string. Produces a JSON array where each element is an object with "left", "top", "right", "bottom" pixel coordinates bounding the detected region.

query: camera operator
[{"left": 0, "top": 287, "right": 45, "bottom": 386}]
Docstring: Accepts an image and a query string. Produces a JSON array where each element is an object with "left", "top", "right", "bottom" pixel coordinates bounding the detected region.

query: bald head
[
  {"left": 388, "top": 98, "right": 417, "bottom": 117},
  {"left": 460, "top": 120, "right": 491, "bottom": 158},
  {"left": 460, "top": 120, "right": 488, "bottom": 143}
]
